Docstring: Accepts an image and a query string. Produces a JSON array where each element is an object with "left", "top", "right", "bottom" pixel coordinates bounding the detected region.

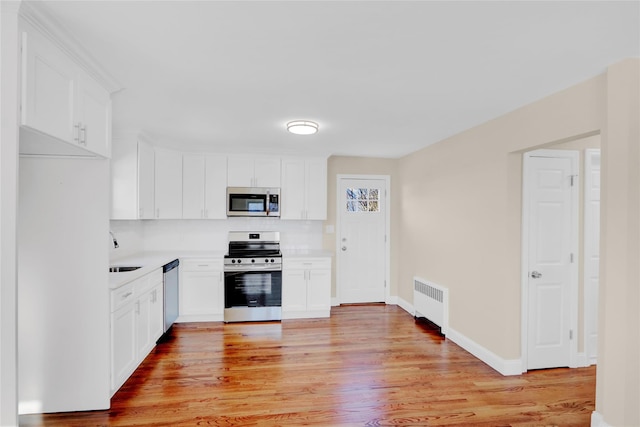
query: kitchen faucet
[{"left": 109, "top": 230, "right": 119, "bottom": 249}]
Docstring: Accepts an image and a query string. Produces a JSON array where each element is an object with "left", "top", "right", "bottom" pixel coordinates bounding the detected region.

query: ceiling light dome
[{"left": 287, "top": 120, "right": 319, "bottom": 135}]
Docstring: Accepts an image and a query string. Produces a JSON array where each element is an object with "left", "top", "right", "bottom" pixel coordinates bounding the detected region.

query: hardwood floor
[{"left": 20, "top": 305, "right": 595, "bottom": 426}]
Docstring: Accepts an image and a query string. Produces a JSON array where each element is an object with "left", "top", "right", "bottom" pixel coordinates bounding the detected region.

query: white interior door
[
  {"left": 584, "top": 149, "right": 601, "bottom": 365},
  {"left": 337, "top": 177, "right": 388, "bottom": 303},
  {"left": 524, "top": 150, "right": 578, "bottom": 370}
]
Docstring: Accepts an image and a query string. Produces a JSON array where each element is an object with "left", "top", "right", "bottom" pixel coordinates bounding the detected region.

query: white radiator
[{"left": 413, "top": 276, "right": 448, "bottom": 335}]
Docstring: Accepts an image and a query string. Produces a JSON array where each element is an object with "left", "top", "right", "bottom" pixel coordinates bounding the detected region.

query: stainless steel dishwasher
[{"left": 162, "top": 259, "right": 180, "bottom": 334}]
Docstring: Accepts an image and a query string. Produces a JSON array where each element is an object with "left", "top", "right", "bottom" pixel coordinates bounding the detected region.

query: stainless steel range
[{"left": 224, "top": 231, "right": 282, "bottom": 322}]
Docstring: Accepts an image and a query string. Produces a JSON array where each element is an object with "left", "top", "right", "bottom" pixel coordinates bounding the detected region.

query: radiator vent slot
[{"left": 413, "top": 276, "right": 449, "bottom": 335}]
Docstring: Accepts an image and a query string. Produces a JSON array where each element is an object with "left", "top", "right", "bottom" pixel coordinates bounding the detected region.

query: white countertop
[
  {"left": 281, "top": 249, "right": 333, "bottom": 258},
  {"left": 109, "top": 250, "right": 225, "bottom": 289},
  {"left": 109, "top": 249, "right": 332, "bottom": 289}
]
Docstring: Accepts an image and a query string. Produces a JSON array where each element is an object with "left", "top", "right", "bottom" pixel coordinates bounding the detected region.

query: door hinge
[
  {"left": 570, "top": 253, "right": 574, "bottom": 263},
  {"left": 384, "top": 280, "right": 387, "bottom": 288},
  {"left": 569, "top": 329, "right": 574, "bottom": 340},
  {"left": 570, "top": 175, "right": 578, "bottom": 187}
]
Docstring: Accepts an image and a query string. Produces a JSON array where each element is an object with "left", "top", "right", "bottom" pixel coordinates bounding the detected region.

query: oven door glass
[{"left": 224, "top": 271, "right": 282, "bottom": 308}]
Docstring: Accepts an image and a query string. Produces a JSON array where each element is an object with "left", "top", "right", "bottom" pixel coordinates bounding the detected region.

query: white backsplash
[{"left": 109, "top": 218, "right": 323, "bottom": 257}]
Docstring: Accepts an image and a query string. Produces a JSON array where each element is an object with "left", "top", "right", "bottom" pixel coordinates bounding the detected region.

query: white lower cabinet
[
  {"left": 110, "top": 269, "right": 163, "bottom": 396},
  {"left": 282, "top": 257, "right": 331, "bottom": 319},
  {"left": 178, "top": 258, "right": 224, "bottom": 322}
]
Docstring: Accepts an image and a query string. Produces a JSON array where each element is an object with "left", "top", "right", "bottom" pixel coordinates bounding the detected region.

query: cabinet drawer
[
  {"left": 110, "top": 282, "right": 135, "bottom": 312},
  {"left": 134, "top": 271, "right": 157, "bottom": 295},
  {"left": 181, "top": 258, "right": 222, "bottom": 272},
  {"left": 284, "top": 258, "right": 331, "bottom": 270}
]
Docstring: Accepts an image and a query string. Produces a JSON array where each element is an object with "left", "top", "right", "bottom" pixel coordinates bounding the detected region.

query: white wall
[{"left": 1, "top": 2, "right": 21, "bottom": 425}]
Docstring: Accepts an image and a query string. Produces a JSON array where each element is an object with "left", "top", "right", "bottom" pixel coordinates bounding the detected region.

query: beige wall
[
  {"left": 324, "top": 156, "right": 399, "bottom": 298},
  {"left": 596, "top": 59, "right": 639, "bottom": 426},
  {"left": 397, "top": 74, "right": 604, "bottom": 360}
]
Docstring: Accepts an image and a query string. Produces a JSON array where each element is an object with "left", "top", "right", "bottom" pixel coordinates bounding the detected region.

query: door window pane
[{"left": 345, "top": 188, "right": 380, "bottom": 213}]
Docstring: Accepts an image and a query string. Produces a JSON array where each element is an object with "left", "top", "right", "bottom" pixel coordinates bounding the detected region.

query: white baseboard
[
  {"left": 395, "top": 299, "right": 522, "bottom": 376},
  {"left": 591, "top": 411, "right": 611, "bottom": 427},
  {"left": 575, "top": 352, "right": 589, "bottom": 368},
  {"left": 395, "top": 296, "right": 414, "bottom": 316},
  {"left": 446, "top": 327, "right": 523, "bottom": 376}
]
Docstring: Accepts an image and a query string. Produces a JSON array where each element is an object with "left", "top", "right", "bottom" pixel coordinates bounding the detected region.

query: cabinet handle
[
  {"left": 156, "top": 208, "right": 160, "bottom": 218},
  {"left": 74, "top": 123, "right": 81, "bottom": 142},
  {"left": 135, "top": 301, "right": 140, "bottom": 314},
  {"left": 122, "top": 291, "right": 133, "bottom": 299},
  {"left": 80, "top": 125, "right": 87, "bottom": 145},
  {"left": 139, "top": 208, "right": 143, "bottom": 218}
]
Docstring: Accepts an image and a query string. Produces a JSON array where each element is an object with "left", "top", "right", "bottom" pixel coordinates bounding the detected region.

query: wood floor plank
[{"left": 19, "top": 305, "right": 595, "bottom": 426}]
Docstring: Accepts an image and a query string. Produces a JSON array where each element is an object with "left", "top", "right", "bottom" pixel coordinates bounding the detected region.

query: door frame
[
  {"left": 583, "top": 148, "right": 601, "bottom": 366},
  {"left": 335, "top": 174, "right": 391, "bottom": 304},
  {"left": 520, "top": 149, "right": 579, "bottom": 371}
]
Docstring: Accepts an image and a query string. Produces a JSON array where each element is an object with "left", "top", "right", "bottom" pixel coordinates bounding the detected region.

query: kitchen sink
[{"left": 109, "top": 266, "right": 142, "bottom": 273}]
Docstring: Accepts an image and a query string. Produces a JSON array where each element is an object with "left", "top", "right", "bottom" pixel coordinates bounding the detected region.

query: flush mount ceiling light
[{"left": 287, "top": 120, "right": 319, "bottom": 135}]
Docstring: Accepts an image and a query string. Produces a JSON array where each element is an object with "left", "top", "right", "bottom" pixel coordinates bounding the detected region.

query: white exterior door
[
  {"left": 524, "top": 150, "right": 578, "bottom": 370},
  {"left": 584, "top": 149, "right": 601, "bottom": 365},
  {"left": 337, "top": 176, "right": 388, "bottom": 303}
]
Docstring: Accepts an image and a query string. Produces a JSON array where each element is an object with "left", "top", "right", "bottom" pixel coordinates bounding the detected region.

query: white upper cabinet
[
  {"left": 20, "top": 26, "right": 112, "bottom": 158},
  {"left": 21, "top": 29, "right": 75, "bottom": 143},
  {"left": 154, "top": 149, "right": 183, "bottom": 219},
  {"left": 204, "top": 155, "right": 227, "bottom": 218},
  {"left": 111, "top": 135, "right": 155, "bottom": 220},
  {"left": 183, "top": 154, "right": 227, "bottom": 219},
  {"left": 137, "top": 140, "right": 155, "bottom": 219},
  {"left": 182, "top": 155, "right": 206, "bottom": 219},
  {"left": 227, "top": 156, "right": 280, "bottom": 188},
  {"left": 74, "top": 72, "right": 111, "bottom": 157},
  {"left": 281, "top": 157, "right": 327, "bottom": 220}
]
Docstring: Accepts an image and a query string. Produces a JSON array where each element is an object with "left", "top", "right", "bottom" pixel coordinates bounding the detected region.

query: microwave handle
[{"left": 266, "top": 190, "right": 270, "bottom": 216}]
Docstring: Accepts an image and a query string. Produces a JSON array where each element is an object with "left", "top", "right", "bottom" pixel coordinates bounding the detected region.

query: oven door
[{"left": 224, "top": 270, "right": 282, "bottom": 322}]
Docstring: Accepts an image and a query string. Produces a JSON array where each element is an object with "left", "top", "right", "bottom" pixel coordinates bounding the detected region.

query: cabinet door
[
  {"left": 227, "top": 157, "right": 255, "bottom": 187},
  {"left": 111, "top": 302, "right": 137, "bottom": 393},
  {"left": 181, "top": 271, "right": 222, "bottom": 315},
  {"left": 307, "top": 269, "right": 332, "bottom": 312},
  {"left": 183, "top": 154, "right": 206, "bottom": 219},
  {"left": 75, "top": 73, "right": 111, "bottom": 157},
  {"left": 282, "top": 269, "right": 307, "bottom": 313},
  {"left": 254, "top": 158, "right": 281, "bottom": 187},
  {"left": 138, "top": 140, "right": 155, "bottom": 219},
  {"left": 154, "top": 149, "right": 183, "bottom": 219},
  {"left": 136, "top": 294, "right": 153, "bottom": 359},
  {"left": 149, "top": 285, "right": 164, "bottom": 343},
  {"left": 21, "top": 29, "right": 76, "bottom": 143},
  {"left": 305, "top": 159, "right": 328, "bottom": 220},
  {"left": 204, "top": 155, "right": 227, "bottom": 219},
  {"left": 280, "top": 159, "right": 305, "bottom": 220}
]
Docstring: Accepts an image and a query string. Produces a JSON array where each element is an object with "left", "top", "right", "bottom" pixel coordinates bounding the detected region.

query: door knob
[
  {"left": 341, "top": 246, "right": 347, "bottom": 251},
  {"left": 531, "top": 271, "right": 542, "bottom": 279}
]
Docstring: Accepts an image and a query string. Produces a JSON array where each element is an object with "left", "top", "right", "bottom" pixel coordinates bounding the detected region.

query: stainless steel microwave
[{"left": 226, "top": 187, "right": 280, "bottom": 217}]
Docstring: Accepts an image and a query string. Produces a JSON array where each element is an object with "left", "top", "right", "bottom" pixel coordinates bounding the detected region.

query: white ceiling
[{"left": 40, "top": 1, "right": 639, "bottom": 158}]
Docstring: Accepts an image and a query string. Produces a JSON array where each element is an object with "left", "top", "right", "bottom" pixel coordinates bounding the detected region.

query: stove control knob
[
  {"left": 231, "top": 259, "right": 236, "bottom": 264},
  {"left": 270, "top": 258, "right": 275, "bottom": 263},
  {"left": 252, "top": 259, "right": 256, "bottom": 263},
  {"left": 265, "top": 259, "right": 269, "bottom": 263},
  {"left": 237, "top": 259, "right": 242, "bottom": 264}
]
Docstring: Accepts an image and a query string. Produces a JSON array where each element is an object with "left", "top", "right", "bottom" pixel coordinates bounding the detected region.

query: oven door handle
[{"left": 224, "top": 265, "right": 282, "bottom": 273}]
